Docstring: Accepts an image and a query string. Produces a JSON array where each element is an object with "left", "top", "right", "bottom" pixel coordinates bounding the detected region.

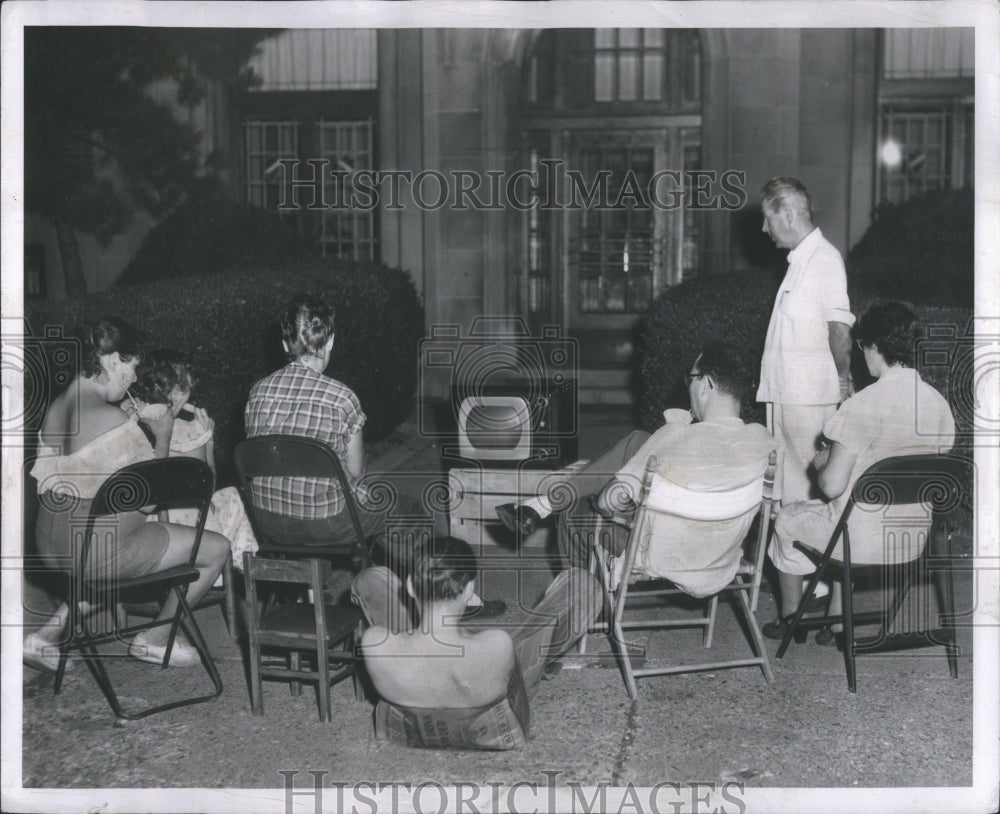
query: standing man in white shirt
[{"left": 757, "top": 177, "right": 854, "bottom": 506}]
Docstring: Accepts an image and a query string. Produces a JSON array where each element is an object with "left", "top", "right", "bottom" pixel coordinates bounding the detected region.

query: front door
[{"left": 526, "top": 126, "right": 700, "bottom": 401}]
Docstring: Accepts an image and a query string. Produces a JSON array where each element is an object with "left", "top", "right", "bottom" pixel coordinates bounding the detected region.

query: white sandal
[
  {"left": 129, "top": 630, "right": 201, "bottom": 667},
  {"left": 23, "top": 631, "right": 73, "bottom": 673}
]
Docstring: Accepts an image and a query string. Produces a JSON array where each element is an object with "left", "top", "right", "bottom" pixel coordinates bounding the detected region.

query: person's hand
[
  {"left": 813, "top": 445, "right": 831, "bottom": 471},
  {"left": 839, "top": 374, "right": 854, "bottom": 403},
  {"left": 146, "top": 407, "right": 175, "bottom": 454},
  {"left": 189, "top": 405, "right": 214, "bottom": 434}
]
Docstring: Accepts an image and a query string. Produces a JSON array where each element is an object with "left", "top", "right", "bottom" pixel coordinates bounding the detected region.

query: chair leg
[
  {"left": 842, "top": 551, "right": 857, "bottom": 693},
  {"left": 704, "top": 595, "right": 718, "bottom": 648},
  {"left": 777, "top": 563, "right": 825, "bottom": 657},
  {"left": 936, "top": 540, "right": 959, "bottom": 679},
  {"left": 880, "top": 561, "right": 912, "bottom": 643},
  {"left": 289, "top": 652, "right": 302, "bottom": 697},
  {"left": 223, "top": 556, "right": 238, "bottom": 641},
  {"left": 248, "top": 622, "right": 264, "bottom": 716},
  {"left": 611, "top": 616, "right": 639, "bottom": 701},
  {"left": 317, "top": 641, "right": 331, "bottom": 723},
  {"left": 68, "top": 595, "right": 222, "bottom": 720},
  {"left": 736, "top": 587, "right": 775, "bottom": 683}
]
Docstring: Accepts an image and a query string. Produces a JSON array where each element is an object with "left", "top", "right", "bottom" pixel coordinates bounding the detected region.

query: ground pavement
[{"left": 17, "top": 408, "right": 978, "bottom": 806}]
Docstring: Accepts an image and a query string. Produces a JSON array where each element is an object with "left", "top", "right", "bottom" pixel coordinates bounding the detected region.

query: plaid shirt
[{"left": 245, "top": 362, "right": 366, "bottom": 519}]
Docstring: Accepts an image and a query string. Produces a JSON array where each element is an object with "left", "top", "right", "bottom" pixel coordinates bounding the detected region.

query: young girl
[{"left": 126, "top": 349, "right": 259, "bottom": 572}]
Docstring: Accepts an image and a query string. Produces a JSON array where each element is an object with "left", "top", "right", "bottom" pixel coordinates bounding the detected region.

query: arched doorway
[{"left": 520, "top": 29, "right": 704, "bottom": 401}]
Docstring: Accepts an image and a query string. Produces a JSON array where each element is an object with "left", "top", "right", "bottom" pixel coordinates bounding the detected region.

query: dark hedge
[
  {"left": 25, "top": 263, "right": 424, "bottom": 486},
  {"left": 117, "top": 183, "right": 321, "bottom": 285},
  {"left": 846, "top": 188, "right": 973, "bottom": 308},
  {"left": 637, "top": 270, "right": 973, "bottom": 437}
]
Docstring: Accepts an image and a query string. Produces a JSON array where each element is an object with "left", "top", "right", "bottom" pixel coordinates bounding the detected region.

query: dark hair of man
[
  {"left": 760, "top": 176, "right": 813, "bottom": 223},
  {"left": 696, "top": 341, "right": 754, "bottom": 403},
  {"left": 81, "top": 316, "right": 142, "bottom": 378},
  {"left": 855, "top": 301, "right": 918, "bottom": 367},
  {"left": 280, "top": 294, "right": 336, "bottom": 361},
  {"left": 409, "top": 536, "right": 479, "bottom": 605},
  {"left": 132, "top": 348, "right": 198, "bottom": 405}
]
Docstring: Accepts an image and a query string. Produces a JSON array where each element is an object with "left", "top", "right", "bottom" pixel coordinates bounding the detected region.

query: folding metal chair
[
  {"left": 588, "top": 452, "right": 777, "bottom": 700},
  {"left": 776, "top": 453, "right": 968, "bottom": 693},
  {"left": 233, "top": 435, "right": 372, "bottom": 570},
  {"left": 243, "top": 552, "right": 364, "bottom": 721},
  {"left": 52, "top": 457, "right": 223, "bottom": 719}
]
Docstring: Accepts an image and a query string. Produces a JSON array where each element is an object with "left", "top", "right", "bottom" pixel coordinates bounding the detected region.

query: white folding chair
[{"left": 585, "top": 451, "right": 777, "bottom": 700}]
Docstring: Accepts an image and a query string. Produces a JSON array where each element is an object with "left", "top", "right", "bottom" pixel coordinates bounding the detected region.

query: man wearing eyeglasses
[
  {"left": 496, "top": 343, "right": 777, "bottom": 596},
  {"left": 757, "top": 177, "right": 854, "bottom": 506}
]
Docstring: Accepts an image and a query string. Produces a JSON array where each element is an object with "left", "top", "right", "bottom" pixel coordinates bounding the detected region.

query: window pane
[
  {"left": 618, "top": 54, "right": 639, "bottom": 100},
  {"left": 595, "top": 54, "right": 615, "bottom": 101},
  {"left": 604, "top": 277, "right": 626, "bottom": 312},
  {"left": 619, "top": 29, "right": 640, "bottom": 48},
  {"left": 645, "top": 29, "right": 664, "bottom": 48},
  {"left": 595, "top": 29, "right": 616, "bottom": 49},
  {"left": 643, "top": 53, "right": 664, "bottom": 100}
]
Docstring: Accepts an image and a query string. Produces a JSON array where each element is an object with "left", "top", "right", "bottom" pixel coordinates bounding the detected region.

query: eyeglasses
[{"left": 684, "top": 372, "right": 706, "bottom": 386}]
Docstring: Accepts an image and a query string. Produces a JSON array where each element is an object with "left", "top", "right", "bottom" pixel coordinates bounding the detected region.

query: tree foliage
[{"left": 24, "top": 27, "right": 274, "bottom": 293}]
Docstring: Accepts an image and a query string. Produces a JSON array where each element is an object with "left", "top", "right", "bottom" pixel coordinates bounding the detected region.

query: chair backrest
[
  {"left": 641, "top": 452, "right": 774, "bottom": 523},
  {"left": 244, "top": 552, "right": 322, "bottom": 587},
  {"left": 87, "top": 457, "right": 215, "bottom": 571},
  {"left": 233, "top": 435, "right": 369, "bottom": 563},
  {"left": 849, "top": 453, "right": 967, "bottom": 511},
  {"left": 613, "top": 451, "right": 776, "bottom": 605}
]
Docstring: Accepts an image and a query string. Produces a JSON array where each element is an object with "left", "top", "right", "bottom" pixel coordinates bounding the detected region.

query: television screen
[{"left": 457, "top": 396, "right": 531, "bottom": 461}]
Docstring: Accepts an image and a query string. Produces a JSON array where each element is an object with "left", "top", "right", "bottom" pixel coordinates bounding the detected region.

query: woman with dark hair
[
  {"left": 126, "top": 348, "right": 258, "bottom": 571},
  {"left": 764, "top": 301, "right": 956, "bottom": 642},
  {"left": 24, "top": 318, "right": 229, "bottom": 671}
]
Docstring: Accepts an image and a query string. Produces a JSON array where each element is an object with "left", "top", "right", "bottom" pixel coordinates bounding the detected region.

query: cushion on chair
[
  {"left": 374, "top": 668, "right": 529, "bottom": 750},
  {"left": 260, "top": 603, "right": 363, "bottom": 638}
]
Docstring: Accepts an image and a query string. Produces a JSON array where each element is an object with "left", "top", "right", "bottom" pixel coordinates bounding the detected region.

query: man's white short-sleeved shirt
[{"left": 757, "top": 227, "right": 855, "bottom": 405}]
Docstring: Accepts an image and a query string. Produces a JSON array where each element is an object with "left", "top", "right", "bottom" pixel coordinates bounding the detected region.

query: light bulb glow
[{"left": 880, "top": 139, "right": 903, "bottom": 169}]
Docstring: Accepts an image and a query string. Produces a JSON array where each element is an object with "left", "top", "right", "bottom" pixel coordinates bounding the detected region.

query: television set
[{"left": 449, "top": 378, "right": 578, "bottom": 468}]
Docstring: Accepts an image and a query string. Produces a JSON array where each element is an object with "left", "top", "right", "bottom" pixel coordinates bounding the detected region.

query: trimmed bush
[
  {"left": 25, "top": 263, "right": 424, "bottom": 486},
  {"left": 847, "top": 188, "right": 973, "bottom": 308},
  {"left": 637, "top": 271, "right": 972, "bottom": 435},
  {"left": 637, "top": 269, "right": 778, "bottom": 431},
  {"left": 117, "top": 182, "right": 320, "bottom": 285}
]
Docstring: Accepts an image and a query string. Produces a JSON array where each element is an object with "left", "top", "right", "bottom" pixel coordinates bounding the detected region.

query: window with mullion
[
  {"left": 243, "top": 120, "right": 299, "bottom": 210},
  {"left": 594, "top": 29, "right": 671, "bottom": 104}
]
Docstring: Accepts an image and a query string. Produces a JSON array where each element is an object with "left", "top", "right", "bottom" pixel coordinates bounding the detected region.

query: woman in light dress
[{"left": 125, "top": 348, "right": 259, "bottom": 572}]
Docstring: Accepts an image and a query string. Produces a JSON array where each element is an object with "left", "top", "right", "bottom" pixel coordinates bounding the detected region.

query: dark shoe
[
  {"left": 495, "top": 504, "right": 542, "bottom": 536},
  {"left": 461, "top": 599, "right": 507, "bottom": 621},
  {"left": 815, "top": 625, "right": 842, "bottom": 647},
  {"left": 804, "top": 593, "right": 829, "bottom": 614},
  {"left": 761, "top": 617, "right": 808, "bottom": 644}
]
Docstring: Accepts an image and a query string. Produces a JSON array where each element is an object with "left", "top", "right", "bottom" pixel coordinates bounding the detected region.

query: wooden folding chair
[
  {"left": 52, "top": 457, "right": 223, "bottom": 719},
  {"left": 587, "top": 452, "right": 777, "bottom": 700},
  {"left": 776, "top": 453, "right": 968, "bottom": 693}
]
